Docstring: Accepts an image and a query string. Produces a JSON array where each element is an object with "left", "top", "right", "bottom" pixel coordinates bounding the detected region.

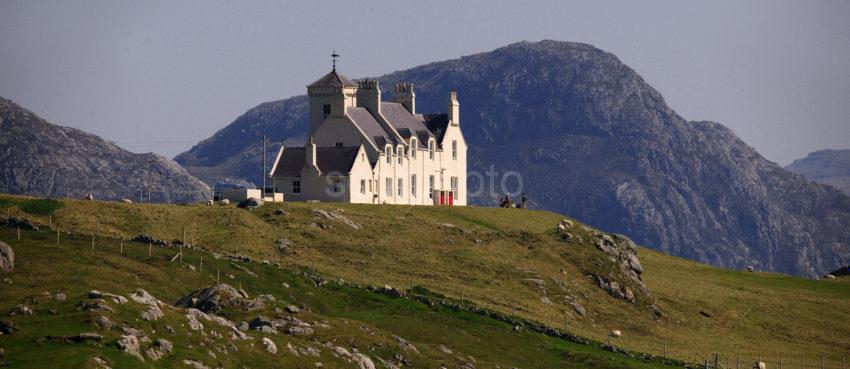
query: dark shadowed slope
[
  {"left": 0, "top": 97, "right": 210, "bottom": 203},
  {"left": 175, "top": 40, "right": 850, "bottom": 277},
  {"left": 787, "top": 149, "right": 850, "bottom": 195}
]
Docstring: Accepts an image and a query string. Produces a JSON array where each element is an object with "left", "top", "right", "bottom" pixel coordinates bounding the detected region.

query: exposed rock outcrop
[
  {"left": 175, "top": 283, "right": 262, "bottom": 313},
  {"left": 0, "top": 97, "right": 210, "bottom": 203},
  {"left": 0, "top": 241, "right": 13, "bottom": 272}
]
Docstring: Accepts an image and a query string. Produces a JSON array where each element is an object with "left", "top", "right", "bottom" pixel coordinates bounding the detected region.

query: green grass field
[{"left": 1, "top": 194, "right": 848, "bottom": 368}]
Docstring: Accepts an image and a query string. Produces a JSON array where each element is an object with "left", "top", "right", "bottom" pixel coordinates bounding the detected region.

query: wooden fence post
[
  {"left": 17, "top": 227, "right": 20, "bottom": 240},
  {"left": 200, "top": 256, "right": 203, "bottom": 271},
  {"left": 120, "top": 241, "right": 123, "bottom": 254},
  {"left": 148, "top": 242, "right": 152, "bottom": 257},
  {"left": 56, "top": 228, "right": 60, "bottom": 244}
]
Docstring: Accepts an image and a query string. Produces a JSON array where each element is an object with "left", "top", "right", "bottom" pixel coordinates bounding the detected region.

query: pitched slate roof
[
  {"left": 423, "top": 114, "right": 449, "bottom": 145},
  {"left": 346, "top": 107, "right": 396, "bottom": 148},
  {"left": 308, "top": 70, "right": 356, "bottom": 88},
  {"left": 380, "top": 102, "right": 432, "bottom": 148},
  {"left": 272, "top": 146, "right": 361, "bottom": 177}
]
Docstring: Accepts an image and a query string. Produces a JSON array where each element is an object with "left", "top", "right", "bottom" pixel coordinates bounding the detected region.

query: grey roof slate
[
  {"left": 272, "top": 146, "right": 360, "bottom": 177},
  {"left": 423, "top": 114, "right": 449, "bottom": 146},
  {"left": 380, "top": 102, "right": 432, "bottom": 148},
  {"left": 308, "top": 70, "right": 356, "bottom": 88},
  {"left": 346, "top": 106, "right": 395, "bottom": 148}
]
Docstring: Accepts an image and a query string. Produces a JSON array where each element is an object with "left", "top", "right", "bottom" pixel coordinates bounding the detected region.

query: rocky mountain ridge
[
  {"left": 0, "top": 97, "right": 210, "bottom": 203},
  {"left": 786, "top": 149, "right": 850, "bottom": 195},
  {"left": 175, "top": 40, "right": 850, "bottom": 277}
]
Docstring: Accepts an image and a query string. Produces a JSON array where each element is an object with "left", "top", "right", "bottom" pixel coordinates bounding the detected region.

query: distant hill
[
  {"left": 786, "top": 149, "right": 850, "bottom": 195},
  {"left": 0, "top": 97, "right": 210, "bottom": 203},
  {"left": 175, "top": 40, "right": 850, "bottom": 277}
]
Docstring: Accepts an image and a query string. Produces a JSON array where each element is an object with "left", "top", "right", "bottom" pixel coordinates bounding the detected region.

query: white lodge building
[{"left": 269, "top": 68, "right": 467, "bottom": 205}]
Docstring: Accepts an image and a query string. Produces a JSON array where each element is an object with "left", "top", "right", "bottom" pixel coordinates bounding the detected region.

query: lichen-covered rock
[
  {"left": 0, "top": 241, "right": 13, "bottom": 272},
  {"left": 117, "top": 334, "right": 143, "bottom": 360},
  {"left": 176, "top": 284, "right": 253, "bottom": 313},
  {"left": 262, "top": 337, "right": 277, "bottom": 354}
]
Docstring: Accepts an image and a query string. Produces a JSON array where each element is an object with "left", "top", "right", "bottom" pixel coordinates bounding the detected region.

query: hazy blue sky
[{"left": 1, "top": 1, "right": 848, "bottom": 164}]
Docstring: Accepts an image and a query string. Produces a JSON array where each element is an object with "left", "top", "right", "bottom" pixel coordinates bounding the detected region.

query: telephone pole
[{"left": 262, "top": 135, "right": 267, "bottom": 199}]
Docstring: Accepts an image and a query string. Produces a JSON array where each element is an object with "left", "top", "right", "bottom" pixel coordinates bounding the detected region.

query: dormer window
[
  {"left": 385, "top": 146, "right": 392, "bottom": 164},
  {"left": 397, "top": 147, "right": 403, "bottom": 164},
  {"left": 410, "top": 139, "right": 417, "bottom": 158},
  {"left": 429, "top": 140, "right": 435, "bottom": 160},
  {"left": 322, "top": 104, "right": 331, "bottom": 120}
]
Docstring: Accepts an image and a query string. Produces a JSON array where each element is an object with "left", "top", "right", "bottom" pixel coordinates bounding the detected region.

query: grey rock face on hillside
[
  {"left": 786, "top": 149, "right": 850, "bottom": 195},
  {"left": 175, "top": 40, "right": 850, "bottom": 277},
  {"left": 0, "top": 97, "right": 210, "bottom": 203}
]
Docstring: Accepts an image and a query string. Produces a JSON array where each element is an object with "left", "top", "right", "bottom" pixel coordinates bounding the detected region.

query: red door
[
  {"left": 449, "top": 191, "right": 454, "bottom": 206},
  {"left": 440, "top": 191, "right": 445, "bottom": 205}
]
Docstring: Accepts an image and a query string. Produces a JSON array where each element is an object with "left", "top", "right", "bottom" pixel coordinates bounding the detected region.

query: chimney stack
[
  {"left": 394, "top": 83, "right": 415, "bottom": 114},
  {"left": 448, "top": 90, "right": 459, "bottom": 126},
  {"left": 356, "top": 79, "right": 381, "bottom": 114},
  {"left": 306, "top": 136, "right": 318, "bottom": 171}
]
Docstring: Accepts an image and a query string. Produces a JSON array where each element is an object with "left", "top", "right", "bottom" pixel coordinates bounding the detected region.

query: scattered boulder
[
  {"left": 176, "top": 284, "right": 253, "bottom": 313},
  {"left": 117, "top": 334, "right": 143, "bottom": 360},
  {"left": 753, "top": 362, "right": 766, "bottom": 369},
  {"left": 95, "top": 316, "right": 114, "bottom": 330},
  {"left": 609, "top": 330, "right": 622, "bottom": 338},
  {"left": 185, "top": 310, "right": 204, "bottom": 331},
  {"left": 276, "top": 238, "right": 292, "bottom": 254},
  {"left": 13, "top": 304, "right": 33, "bottom": 315},
  {"left": 83, "top": 194, "right": 95, "bottom": 201},
  {"left": 352, "top": 353, "right": 376, "bottom": 369},
  {"left": 130, "top": 234, "right": 168, "bottom": 246},
  {"left": 0, "top": 217, "right": 38, "bottom": 231},
  {"left": 121, "top": 199, "right": 133, "bottom": 204},
  {"left": 145, "top": 338, "right": 174, "bottom": 361},
  {"left": 0, "top": 241, "right": 13, "bottom": 272},
  {"left": 0, "top": 320, "right": 17, "bottom": 335},
  {"left": 284, "top": 326, "right": 314, "bottom": 337},
  {"left": 570, "top": 301, "right": 586, "bottom": 316},
  {"left": 76, "top": 300, "right": 113, "bottom": 312},
  {"left": 394, "top": 335, "right": 419, "bottom": 355},
  {"left": 92, "top": 357, "right": 111, "bottom": 369},
  {"left": 129, "top": 289, "right": 164, "bottom": 321},
  {"left": 54, "top": 292, "right": 66, "bottom": 301},
  {"left": 237, "top": 197, "right": 264, "bottom": 210},
  {"left": 220, "top": 199, "right": 230, "bottom": 205},
  {"left": 183, "top": 359, "right": 212, "bottom": 369},
  {"left": 312, "top": 208, "right": 360, "bottom": 230},
  {"left": 262, "top": 337, "right": 277, "bottom": 354},
  {"left": 250, "top": 315, "right": 273, "bottom": 331},
  {"left": 746, "top": 265, "right": 754, "bottom": 272},
  {"left": 73, "top": 333, "right": 103, "bottom": 342},
  {"left": 651, "top": 304, "right": 663, "bottom": 318},
  {"left": 284, "top": 305, "right": 301, "bottom": 314}
]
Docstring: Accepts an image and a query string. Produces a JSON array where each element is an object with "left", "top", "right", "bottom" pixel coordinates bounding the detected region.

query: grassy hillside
[{"left": 1, "top": 194, "right": 848, "bottom": 368}]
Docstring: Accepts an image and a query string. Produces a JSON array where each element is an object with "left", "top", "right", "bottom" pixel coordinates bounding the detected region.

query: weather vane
[{"left": 332, "top": 50, "right": 339, "bottom": 71}]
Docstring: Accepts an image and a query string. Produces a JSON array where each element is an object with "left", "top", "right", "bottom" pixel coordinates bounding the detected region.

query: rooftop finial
[{"left": 331, "top": 50, "right": 340, "bottom": 71}]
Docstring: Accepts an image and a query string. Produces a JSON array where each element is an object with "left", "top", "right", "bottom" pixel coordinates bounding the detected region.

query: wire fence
[{"left": 1, "top": 216, "right": 848, "bottom": 369}]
